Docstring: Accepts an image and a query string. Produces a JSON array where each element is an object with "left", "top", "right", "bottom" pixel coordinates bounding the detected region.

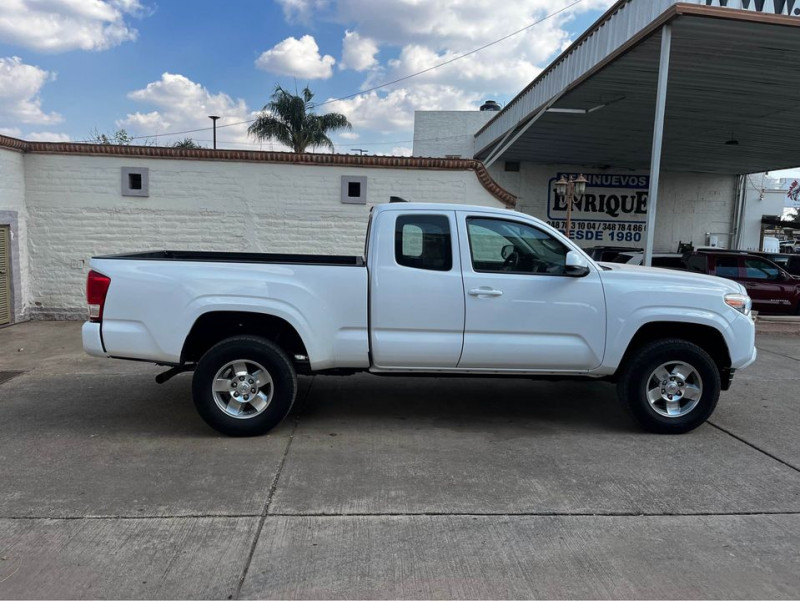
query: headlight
[{"left": 725, "top": 293, "right": 752, "bottom": 315}]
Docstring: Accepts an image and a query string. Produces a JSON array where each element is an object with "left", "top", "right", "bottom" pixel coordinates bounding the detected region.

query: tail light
[{"left": 86, "top": 270, "right": 111, "bottom": 323}]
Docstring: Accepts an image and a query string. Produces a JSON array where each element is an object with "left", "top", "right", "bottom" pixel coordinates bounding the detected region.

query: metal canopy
[{"left": 476, "top": 14, "right": 800, "bottom": 175}]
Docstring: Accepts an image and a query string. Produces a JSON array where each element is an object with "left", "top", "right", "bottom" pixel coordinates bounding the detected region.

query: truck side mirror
[{"left": 565, "top": 250, "right": 591, "bottom": 277}]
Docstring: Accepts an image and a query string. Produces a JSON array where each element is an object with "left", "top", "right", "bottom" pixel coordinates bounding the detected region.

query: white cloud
[
  {"left": 255, "top": 35, "right": 335, "bottom": 79},
  {"left": 0, "top": 56, "right": 62, "bottom": 125},
  {"left": 0, "top": 0, "right": 148, "bottom": 52},
  {"left": 326, "top": 84, "right": 480, "bottom": 135},
  {"left": 0, "top": 127, "right": 22, "bottom": 137},
  {"left": 338, "top": 131, "right": 360, "bottom": 140},
  {"left": 117, "top": 73, "right": 260, "bottom": 149},
  {"left": 340, "top": 30, "right": 378, "bottom": 71},
  {"left": 275, "top": 0, "right": 328, "bottom": 24},
  {"left": 390, "top": 146, "right": 412, "bottom": 157},
  {"left": 26, "top": 131, "right": 71, "bottom": 142},
  {"left": 271, "top": 0, "right": 616, "bottom": 149},
  {"left": 333, "top": 0, "right": 613, "bottom": 49}
]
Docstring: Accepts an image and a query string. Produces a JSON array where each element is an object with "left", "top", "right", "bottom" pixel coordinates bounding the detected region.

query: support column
[{"left": 643, "top": 24, "right": 672, "bottom": 267}]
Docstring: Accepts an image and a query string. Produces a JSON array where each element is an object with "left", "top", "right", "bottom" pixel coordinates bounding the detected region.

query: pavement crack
[
  {"left": 0, "top": 371, "right": 25, "bottom": 386},
  {"left": 263, "top": 510, "right": 800, "bottom": 518},
  {"left": 232, "top": 375, "right": 314, "bottom": 600},
  {"left": 756, "top": 346, "right": 800, "bottom": 363},
  {"left": 708, "top": 421, "right": 800, "bottom": 473},
  {"left": 4, "top": 509, "right": 800, "bottom": 520}
]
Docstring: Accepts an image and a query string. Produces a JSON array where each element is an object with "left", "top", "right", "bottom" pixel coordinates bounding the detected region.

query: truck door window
[
  {"left": 467, "top": 217, "right": 567, "bottom": 275},
  {"left": 743, "top": 258, "right": 780, "bottom": 280},
  {"left": 714, "top": 257, "right": 739, "bottom": 278},
  {"left": 394, "top": 214, "right": 452, "bottom": 271}
]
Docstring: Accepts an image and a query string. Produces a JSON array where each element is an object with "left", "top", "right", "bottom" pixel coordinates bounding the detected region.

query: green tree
[
  {"left": 171, "top": 137, "right": 203, "bottom": 149},
  {"left": 87, "top": 128, "right": 135, "bottom": 145},
  {"left": 248, "top": 85, "right": 351, "bottom": 153}
]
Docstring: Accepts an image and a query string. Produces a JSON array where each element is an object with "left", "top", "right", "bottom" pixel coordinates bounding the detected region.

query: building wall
[
  {"left": 414, "top": 110, "right": 738, "bottom": 252},
  {"left": 21, "top": 153, "right": 506, "bottom": 318},
  {"left": 488, "top": 163, "right": 737, "bottom": 252},
  {"left": 738, "top": 173, "right": 788, "bottom": 251},
  {"left": 413, "top": 111, "right": 496, "bottom": 158},
  {"left": 0, "top": 146, "right": 28, "bottom": 321}
]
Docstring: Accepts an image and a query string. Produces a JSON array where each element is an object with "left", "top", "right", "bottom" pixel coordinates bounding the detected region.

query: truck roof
[{"left": 373, "top": 202, "right": 525, "bottom": 219}]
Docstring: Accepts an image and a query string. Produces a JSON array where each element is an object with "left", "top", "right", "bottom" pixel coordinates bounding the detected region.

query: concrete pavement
[{"left": 0, "top": 321, "right": 799, "bottom": 599}]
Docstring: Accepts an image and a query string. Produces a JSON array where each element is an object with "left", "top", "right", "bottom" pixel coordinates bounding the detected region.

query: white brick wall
[
  {"left": 3, "top": 140, "right": 742, "bottom": 320},
  {"left": 19, "top": 154, "right": 505, "bottom": 317},
  {"left": 0, "top": 147, "right": 29, "bottom": 320}
]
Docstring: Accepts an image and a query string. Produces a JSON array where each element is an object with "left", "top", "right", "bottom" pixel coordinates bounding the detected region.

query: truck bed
[{"left": 94, "top": 250, "right": 365, "bottom": 267}]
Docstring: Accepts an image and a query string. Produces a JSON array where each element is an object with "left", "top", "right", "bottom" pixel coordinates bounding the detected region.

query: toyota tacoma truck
[{"left": 83, "top": 202, "right": 757, "bottom": 436}]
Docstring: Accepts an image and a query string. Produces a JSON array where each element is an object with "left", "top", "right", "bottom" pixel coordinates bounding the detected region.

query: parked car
[
  {"left": 684, "top": 250, "right": 800, "bottom": 314},
  {"left": 610, "top": 252, "right": 687, "bottom": 270},
  {"left": 83, "top": 203, "right": 756, "bottom": 436},
  {"left": 696, "top": 249, "right": 800, "bottom": 276}
]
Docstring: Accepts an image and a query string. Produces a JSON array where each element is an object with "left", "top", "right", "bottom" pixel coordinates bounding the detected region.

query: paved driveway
[{"left": 0, "top": 322, "right": 799, "bottom": 599}]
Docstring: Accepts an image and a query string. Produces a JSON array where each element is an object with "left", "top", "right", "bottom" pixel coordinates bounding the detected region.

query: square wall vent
[
  {"left": 341, "top": 176, "right": 367, "bottom": 204},
  {"left": 121, "top": 167, "right": 149, "bottom": 197}
]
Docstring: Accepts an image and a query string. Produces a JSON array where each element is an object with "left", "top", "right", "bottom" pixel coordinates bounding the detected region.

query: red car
[{"left": 683, "top": 251, "right": 800, "bottom": 315}]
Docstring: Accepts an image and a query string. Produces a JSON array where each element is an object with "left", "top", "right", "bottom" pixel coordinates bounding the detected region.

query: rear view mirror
[{"left": 565, "top": 250, "right": 591, "bottom": 277}]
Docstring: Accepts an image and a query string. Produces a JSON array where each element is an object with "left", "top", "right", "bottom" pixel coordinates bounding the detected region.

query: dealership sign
[{"left": 546, "top": 173, "right": 648, "bottom": 243}]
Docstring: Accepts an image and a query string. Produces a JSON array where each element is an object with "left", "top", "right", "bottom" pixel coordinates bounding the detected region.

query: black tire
[
  {"left": 192, "top": 336, "right": 297, "bottom": 436},
  {"left": 616, "top": 339, "right": 720, "bottom": 434}
]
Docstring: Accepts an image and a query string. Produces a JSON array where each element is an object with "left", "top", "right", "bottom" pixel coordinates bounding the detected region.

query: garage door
[{"left": 0, "top": 225, "right": 10, "bottom": 325}]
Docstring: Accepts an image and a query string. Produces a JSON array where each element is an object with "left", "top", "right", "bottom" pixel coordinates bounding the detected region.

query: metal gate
[{"left": 0, "top": 225, "right": 10, "bottom": 325}]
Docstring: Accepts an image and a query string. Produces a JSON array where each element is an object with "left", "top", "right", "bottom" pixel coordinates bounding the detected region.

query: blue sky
[
  {"left": 1, "top": 0, "right": 796, "bottom": 177},
  {"left": 0, "top": 0, "right": 618, "bottom": 154}
]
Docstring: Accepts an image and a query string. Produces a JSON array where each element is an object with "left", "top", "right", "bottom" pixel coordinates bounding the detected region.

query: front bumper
[
  {"left": 739, "top": 346, "right": 758, "bottom": 370},
  {"left": 82, "top": 321, "right": 106, "bottom": 357}
]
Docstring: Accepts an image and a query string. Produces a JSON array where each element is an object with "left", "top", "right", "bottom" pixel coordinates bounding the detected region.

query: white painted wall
[
  {"left": 0, "top": 146, "right": 29, "bottom": 320},
  {"left": 20, "top": 153, "right": 505, "bottom": 318},
  {"left": 413, "top": 111, "right": 496, "bottom": 158}
]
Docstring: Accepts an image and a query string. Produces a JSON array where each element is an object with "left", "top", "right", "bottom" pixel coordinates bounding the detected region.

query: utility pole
[{"left": 208, "top": 115, "right": 220, "bottom": 149}]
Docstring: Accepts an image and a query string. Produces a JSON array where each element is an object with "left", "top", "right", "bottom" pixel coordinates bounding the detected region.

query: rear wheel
[
  {"left": 192, "top": 336, "right": 297, "bottom": 436},
  {"left": 617, "top": 339, "right": 720, "bottom": 434}
]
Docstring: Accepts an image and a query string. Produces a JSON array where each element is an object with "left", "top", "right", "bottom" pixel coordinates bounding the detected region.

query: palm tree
[{"left": 248, "top": 85, "right": 351, "bottom": 153}]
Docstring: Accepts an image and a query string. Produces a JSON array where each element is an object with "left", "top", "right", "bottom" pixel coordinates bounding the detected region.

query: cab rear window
[{"left": 394, "top": 215, "right": 452, "bottom": 272}]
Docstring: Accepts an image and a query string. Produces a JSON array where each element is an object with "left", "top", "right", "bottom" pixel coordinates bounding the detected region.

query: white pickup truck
[{"left": 83, "top": 202, "right": 756, "bottom": 436}]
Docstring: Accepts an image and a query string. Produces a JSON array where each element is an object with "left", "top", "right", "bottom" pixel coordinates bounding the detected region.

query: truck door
[
  {"left": 456, "top": 213, "right": 606, "bottom": 371},
  {"left": 369, "top": 210, "right": 465, "bottom": 368}
]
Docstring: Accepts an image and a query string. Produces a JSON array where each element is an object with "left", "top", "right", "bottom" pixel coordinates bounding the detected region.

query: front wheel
[
  {"left": 617, "top": 339, "right": 721, "bottom": 434},
  {"left": 192, "top": 336, "right": 297, "bottom": 436}
]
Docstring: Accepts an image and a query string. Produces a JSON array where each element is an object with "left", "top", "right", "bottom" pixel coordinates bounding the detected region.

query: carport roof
[{"left": 475, "top": 5, "right": 800, "bottom": 175}]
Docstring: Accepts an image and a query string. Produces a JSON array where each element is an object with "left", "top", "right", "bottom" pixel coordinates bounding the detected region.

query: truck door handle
[{"left": 468, "top": 287, "right": 503, "bottom": 297}]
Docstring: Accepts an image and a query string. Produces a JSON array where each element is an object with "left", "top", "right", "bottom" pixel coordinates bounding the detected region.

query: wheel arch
[
  {"left": 617, "top": 321, "right": 731, "bottom": 383},
  {"left": 181, "top": 311, "right": 309, "bottom": 365}
]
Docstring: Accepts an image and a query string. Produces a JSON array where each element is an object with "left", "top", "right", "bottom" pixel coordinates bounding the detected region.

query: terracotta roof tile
[{"left": 0, "top": 134, "right": 516, "bottom": 207}]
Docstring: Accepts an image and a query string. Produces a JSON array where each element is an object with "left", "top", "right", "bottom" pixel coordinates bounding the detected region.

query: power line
[
  {"left": 312, "top": 0, "right": 583, "bottom": 109},
  {"left": 111, "top": 0, "right": 584, "bottom": 142}
]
